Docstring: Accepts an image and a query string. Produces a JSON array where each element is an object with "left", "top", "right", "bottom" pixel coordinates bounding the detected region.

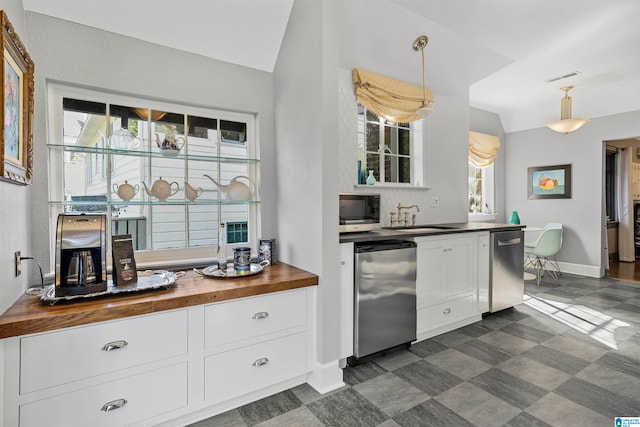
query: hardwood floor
[{"left": 606, "top": 259, "right": 640, "bottom": 283}]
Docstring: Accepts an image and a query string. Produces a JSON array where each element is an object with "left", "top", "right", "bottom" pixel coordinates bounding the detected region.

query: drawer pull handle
[
  {"left": 443, "top": 307, "right": 451, "bottom": 315},
  {"left": 101, "top": 398, "right": 128, "bottom": 412},
  {"left": 252, "top": 357, "right": 269, "bottom": 367},
  {"left": 252, "top": 312, "right": 269, "bottom": 320},
  {"left": 101, "top": 340, "right": 128, "bottom": 352}
]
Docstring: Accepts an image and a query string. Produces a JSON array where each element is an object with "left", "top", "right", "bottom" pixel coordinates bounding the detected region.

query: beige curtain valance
[
  {"left": 469, "top": 131, "right": 500, "bottom": 167},
  {"left": 352, "top": 68, "right": 434, "bottom": 123}
]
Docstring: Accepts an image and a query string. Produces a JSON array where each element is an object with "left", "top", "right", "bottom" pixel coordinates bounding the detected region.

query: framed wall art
[
  {"left": 528, "top": 164, "right": 572, "bottom": 199},
  {"left": 1, "top": 10, "right": 34, "bottom": 185}
]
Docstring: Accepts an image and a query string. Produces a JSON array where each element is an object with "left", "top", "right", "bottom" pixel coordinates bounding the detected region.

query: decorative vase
[
  {"left": 508, "top": 211, "right": 520, "bottom": 225},
  {"left": 366, "top": 170, "right": 376, "bottom": 185}
]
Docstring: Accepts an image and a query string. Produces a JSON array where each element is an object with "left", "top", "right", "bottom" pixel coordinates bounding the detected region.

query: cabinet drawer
[
  {"left": 417, "top": 296, "right": 474, "bottom": 332},
  {"left": 20, "top": 309, "right": 188, "bottom": 394},
  {"left": 19, "top": 362, "right": 188, "bottom": 427},
  {"left": 204, "top": 289, "right": 307, "bottom": 348},
  {"left": 204, "top": 332, "right": 307, "bottom": 403}
]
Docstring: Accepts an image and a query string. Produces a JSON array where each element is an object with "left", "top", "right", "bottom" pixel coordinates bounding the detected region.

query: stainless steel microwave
[{"left": 339, "top": 193, "right": 381, "bottom": 233}]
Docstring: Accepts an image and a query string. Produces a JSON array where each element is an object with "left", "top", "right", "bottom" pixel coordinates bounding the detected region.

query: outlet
[
  {"left": 431, "top": 196, "right": 439, "bottom": 207},
  {"left": 15, "top": 251, "right": 21, "bottom": 277}
]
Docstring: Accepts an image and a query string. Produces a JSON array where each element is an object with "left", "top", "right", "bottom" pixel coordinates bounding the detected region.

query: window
[
  {"left": 226, "top": 221, "right": 248, "bottom": 244},
  {"left": 605, "top": 148, "right": 617, "bottom": 221},
  {"left": 468, "top": 162, "right": 496, "bottom": 219},
  {"left": 357, "top": 104, "right": 423, "bottom": 186},
  {"left": 48, "top": 84, "right": 258, "bottom": 268}
]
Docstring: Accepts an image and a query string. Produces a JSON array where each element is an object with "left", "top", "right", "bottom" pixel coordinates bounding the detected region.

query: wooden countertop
[{"left": 0, "top": 262, "right": 318, "bottom": 340}]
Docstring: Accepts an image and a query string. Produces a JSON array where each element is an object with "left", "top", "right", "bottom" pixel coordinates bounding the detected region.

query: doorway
[{"left": 604, "top": 138, "right": 640, "bottom": 283}]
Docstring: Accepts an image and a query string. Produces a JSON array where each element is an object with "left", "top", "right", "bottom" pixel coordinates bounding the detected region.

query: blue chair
[{"left": 524, "top": 223, "right": 563, "bottom": 285}]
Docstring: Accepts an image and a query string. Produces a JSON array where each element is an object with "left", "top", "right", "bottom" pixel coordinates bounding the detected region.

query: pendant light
[
  {"left": 413, "top": 35, "right": 434, "bottom": 118},
  {"left": 545, "top": 85, "right": 589, "bottom": 134}
]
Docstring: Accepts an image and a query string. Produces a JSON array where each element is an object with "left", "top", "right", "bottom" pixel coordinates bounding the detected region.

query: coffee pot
[
  {"left": 113, "top": 181, "right": 139, "bottom": 202},
  {"left": 184, "top": 181, "right": 203, "bottom": 201},
  {"left": 67, "top": 250, "right": 97, "bottom": 286},
  {"left": 142, "top": 177, "right": 179, "bottom": 201},
  {"left": 203, "top": 174, "right": 255, "bottom": 201}
]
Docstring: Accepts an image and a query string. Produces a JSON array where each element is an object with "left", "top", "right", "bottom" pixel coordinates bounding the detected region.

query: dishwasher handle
[{"left": 497, "top": 237, "right": 521, "bottom": 246}]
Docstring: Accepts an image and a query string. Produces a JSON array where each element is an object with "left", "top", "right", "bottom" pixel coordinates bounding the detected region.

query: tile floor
[{"left": 190, "top": 273, "right": 640, "bottom": 426}]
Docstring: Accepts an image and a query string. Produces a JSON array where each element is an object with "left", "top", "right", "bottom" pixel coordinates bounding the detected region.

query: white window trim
[
  {"left": 468, "top": 162, "right": 497, "bottom": 222},
  {"left": 47, "top": 82, "right": 259, "bottom": 271}
]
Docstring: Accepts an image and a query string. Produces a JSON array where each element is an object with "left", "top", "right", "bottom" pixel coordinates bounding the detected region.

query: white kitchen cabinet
[
  {"left": 2, "top": 288, "right": 313, "bottom": 427},
  {"left": 414, "top": 232, "right": 488, "bottom": 340}
]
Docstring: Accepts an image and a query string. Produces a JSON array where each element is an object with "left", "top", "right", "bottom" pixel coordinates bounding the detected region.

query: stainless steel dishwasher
[
  {"left": 351, "top": 240, "right": 417, "bottom": 362},
  {"left": 490, "top": 230, "right": 524, "bottom": 312}
]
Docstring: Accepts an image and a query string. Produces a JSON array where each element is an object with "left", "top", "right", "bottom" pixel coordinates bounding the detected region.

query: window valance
[
  {"left": 352, "top": 68, "right": 434, "bottom": 123},
  {"left": 469, "top": 131, "right": 500, "bottom": 168}
]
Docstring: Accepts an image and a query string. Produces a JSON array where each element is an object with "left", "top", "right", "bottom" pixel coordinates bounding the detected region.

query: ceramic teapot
[
  {"left": 184, "top": 181, "right": 203, "bottom": 201},
  {"left": 113, "top": 181, "right": 139, "bottom": 202},
  {"left": 155, "top": 131, "right": 185, "bottom": 155},
  {"left": 142, "top": 177, "right": 179, "bottom": 201},
  {"left": 109, "top": 128, "right": 141, "bottom": 150},
  {"left": 204, "top": 174, "right": 255, "bottom": 201}
]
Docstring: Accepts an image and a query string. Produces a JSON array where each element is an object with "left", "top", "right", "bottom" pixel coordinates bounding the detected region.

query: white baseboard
[
  {"left": 307, "top": 360, "right": 345, "bottom": 394},
  {"left": 555, "top": 261, "right": 602, "bottom": 278}
]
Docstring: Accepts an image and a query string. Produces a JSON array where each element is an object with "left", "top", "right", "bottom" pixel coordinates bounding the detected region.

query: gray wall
[
  {"left": 0, "top": 1, "right": 30, "bottom": 316},
  {"left": 470, "top": 107, "right": 506, "bottom": 223},
  {"left": 504, "top": 110, "right": 640, "bottom": 276},
  {"left": 22, "top": 12, "right": 276, "bottom": 292}
]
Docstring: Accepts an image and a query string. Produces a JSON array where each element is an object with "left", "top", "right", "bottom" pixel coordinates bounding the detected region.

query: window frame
[
  {"left": 357, "top": 104, "right": 425, "bottom": 188},
  {"left": 468, "top": 162, "right": 497, "bottom": 222},
  {"left": 47, "top": 83, "right": 259, "bottom": 271}
]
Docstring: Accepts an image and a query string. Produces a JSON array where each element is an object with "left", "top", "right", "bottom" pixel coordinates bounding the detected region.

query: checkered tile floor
[{"left": 190, "top": 273, "right": 640, "bottom": 426}]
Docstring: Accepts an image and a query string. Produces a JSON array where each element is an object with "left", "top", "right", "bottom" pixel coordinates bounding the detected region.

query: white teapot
[
  {"left": 113, "top": 181, "right": 139, "bottom": 202},
  {"left": 204, "top": 174, "right": 255, "bottom": 201},
  {"left": 142, "top": 177, "right": 179, "bottom": 201}
]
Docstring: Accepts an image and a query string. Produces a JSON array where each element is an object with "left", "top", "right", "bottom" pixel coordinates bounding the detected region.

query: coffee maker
[{"left": 55, "top": 213, "right": 107, "bottom": 297}]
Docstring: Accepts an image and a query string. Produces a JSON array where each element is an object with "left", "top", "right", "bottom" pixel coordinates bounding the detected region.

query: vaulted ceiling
[{"left": 22, "top": 0, "right": 640, "bottom": 133}]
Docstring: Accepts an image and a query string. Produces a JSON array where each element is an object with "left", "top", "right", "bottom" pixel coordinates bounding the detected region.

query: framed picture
[
  {"left": 1, "top": 10, "right": 34, "bottom": 185},
  {"left": 528, "top": 164, "right": 572, "bottom": 199}
]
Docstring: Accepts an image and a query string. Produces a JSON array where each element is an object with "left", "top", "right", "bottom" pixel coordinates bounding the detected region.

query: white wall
[
  {"left": 22, "top": 12, "right": 276, "bottom": 286},
  {"left": 0, "top": 1, "right": 31, "bottom": 316},
  {"left": 504, "top": 110, "right": 640, "bottom": 276},
  {"left": 274, "top": 0, "right": 340, "bottom": 368}
]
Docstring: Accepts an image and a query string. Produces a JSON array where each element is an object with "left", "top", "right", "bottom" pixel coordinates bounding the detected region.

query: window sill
[
  {"left": 354, "top": 183, "right": 430, "bottom": 190},
  {"left": 468, "top": 213, "right": 497, "bottom": 222}
]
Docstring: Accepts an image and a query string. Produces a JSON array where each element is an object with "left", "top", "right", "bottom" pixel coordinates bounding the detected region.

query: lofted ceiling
[{"left": 22, "top": 0, "right": 640, "bottom": 133}]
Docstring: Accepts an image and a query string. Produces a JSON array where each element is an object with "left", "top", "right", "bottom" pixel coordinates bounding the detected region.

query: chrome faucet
[{"left": 389, "top": 203, "right": 420, "bottom": 227}]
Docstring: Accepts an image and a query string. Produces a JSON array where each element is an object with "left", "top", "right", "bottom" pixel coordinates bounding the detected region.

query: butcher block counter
[{"left": 0, "top": 262, "right": 318, "bottom": 339}]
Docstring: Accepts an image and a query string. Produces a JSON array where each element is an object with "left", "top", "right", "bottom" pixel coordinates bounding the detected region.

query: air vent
[{"left": 545, "top": 71, "right": 581, "bottom": 83}]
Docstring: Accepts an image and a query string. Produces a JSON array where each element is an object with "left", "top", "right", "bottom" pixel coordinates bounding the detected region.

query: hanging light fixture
[
  {"left": 413, "top": 35, "right": 434, "bottom": 118},
  {"left": 545, "top": 85, "right": 589, "bottom": 134}
]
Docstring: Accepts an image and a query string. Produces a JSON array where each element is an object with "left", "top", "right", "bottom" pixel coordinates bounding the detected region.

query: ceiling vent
[{"left": 545, "top": 71, "right": 581, "bottom": 83}]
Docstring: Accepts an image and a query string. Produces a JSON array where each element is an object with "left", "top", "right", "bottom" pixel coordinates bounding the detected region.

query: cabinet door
[
  {"left": 338, "top": 242, "right": 354, "bottom": 359},
  {"left": 444, "top": 236, "right": 474, "bottom": 298},
  {"left": 416, "top": 238, "right": 447, "bottom": 307}
]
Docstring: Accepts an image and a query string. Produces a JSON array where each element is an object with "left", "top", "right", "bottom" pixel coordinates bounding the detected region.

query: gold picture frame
[{"left": 1, "top": 10, "right": 34, "bottom": 185}]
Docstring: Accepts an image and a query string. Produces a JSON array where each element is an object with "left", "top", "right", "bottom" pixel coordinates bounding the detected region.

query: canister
[
  {"left": 258, "top": 238, "right": 276, "bottom": 265},
  {"left": 233, "top": 247, "right": 251, "bottom": 275}
]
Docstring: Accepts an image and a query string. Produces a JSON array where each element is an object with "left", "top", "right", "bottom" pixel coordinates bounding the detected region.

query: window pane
[
  {"left": 398, "top": 128, "right": 410, "bottom": 155},
  {"left": 399, "top": 157, "right": 410, "bottom": 183},
  {"left": 366, "top": 122, "right": 379, "bottom": 153}
]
